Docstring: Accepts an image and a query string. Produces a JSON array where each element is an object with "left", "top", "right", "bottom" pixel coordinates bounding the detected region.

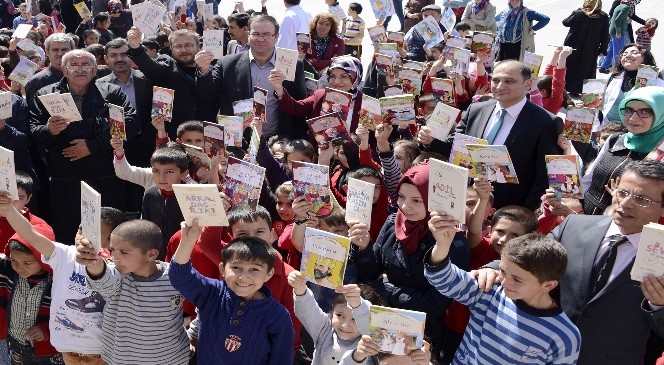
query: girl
[{"left": 635, "top": 18, "right": 658, "bottom": 51}]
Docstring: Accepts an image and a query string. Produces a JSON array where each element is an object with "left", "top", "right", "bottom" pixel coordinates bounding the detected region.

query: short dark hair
[
  {"left": 491, "top": 205, "right": 537, "bottom": 234},
  {"left": 228, "top": 12, "right": 250, "bottom": 28},
  {"left": 321, "top": 209, "right": 346, "bottom": 228},
  {"left": 228, "top": 205, "right": 273, "bottom": 229},
  {"left": 85, "top": 44, "right": 105, "bottom": 59},
  {"left": 349, "top": 2, "right": 363, "bottom": 14},
  {"left": 454, "top": 22, "right": 472, "bottom": 32},
  {"left": 83, "top": 29, "right": 100, "bottom": 39},
  {"left": 93, "top": 12, "right": 110, "bottom": 24},
  {"left": 111, "top": 219, "right": 162, "bottom": 252},
  {"left": 285, "top": 139, "right": 316, "bottom": 161},
  {"left": 348, "top": 167, "right": 382, "bottom": 182},
  {"left": 150, "top": 146, "right": 190, "bottom": 172},
  {"left": 503, "top": 234, "right": 567, "bottom": 283},
  {"left": 100, "top": 207, "right": 128, "bottom": 230},
  {"left": 16, "top": 171, "right": 33, "bottom": 196},
  {"left": 104, "top": 37, "right": 128, "bottom": 54},
  {"left": 250, "top": 14, "right": 280, "bottom": 35},
  {"left": 221, "top": 236, "right": 276, "bottom": 271},
  {"left": 494, "top": 60, "right": 532, "bottom": 81},
  {"left": 622, "top": 160, "right": 664, "bottom": 200},
  {"left": 142, "top": 38, "right": 159, "bottom": 50},
  {"left": 284, "top": 0, "right": 300, "bottom": 5},
  {"left": 176, "top": 120, "right": 204, "bottom": 138}
]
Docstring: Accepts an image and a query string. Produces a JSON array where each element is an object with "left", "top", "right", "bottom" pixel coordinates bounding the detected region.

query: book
[
  {"left": 108, "top": 104, "right": 126, "bottom": 140},
  {"left": 306, "top": 112, "right": 349, "bottom": 146},
  {"left": 445, "top": 36, "right": 467, "bottom": 49},
  {"left": 217, "top": 115, "right": 243, "bottom": 148},
  {"left": 523, "top": 51, "right": 544, "bottom": 78},
  {"left": 247, "top": 125, "right": 260, "bottom": 162},
  {"left": 413, "top": 16, "right": 444, "bottom": 49},
  {"left": 292, "top": 161, "right": 332, "bottom": 217},
  {"left": 401, "top": 60, "right": 426, "bottom": 72},
  {"left": 359, "top": 94, "right": 382, "bottom": 130},
  {"left": 376, "top": 42, "right": 400, "bottom": 59},
  {"left": 398, "top": 67, "right": 422, "bottom": 96},
  {"left": 322, "top": 87, "right": 353, "bottom": 124},
  {"left": 73, "top": 1, "right": 91, "bottom": 19},
  {"left": 151, "top": 86, "right": 175, "bottom": 120},
  {"left": 471, "top": 32, "right": 494, "bottom": 54},
  {"left": 430, "top": 77, "right": 455, "bottom": 105},
  {"left": 0, "top": 147, "right": 18, "bottom": 200},
  {"left": 441, "top": 6, "right": 457, "bottom": 35},
  {"left": 37, "top": 92, "right": 82, "bottom": 122},
  {"left": 369, "top": 0, "right": 395, "bottom": 21},
  {"left": 631, "top": 223, "right": 664, "bottom": 282},
  {"left": 442, "top": 46, "right": 471, "bottom": 75},
  {"left": 296, "top": 32, "right": 311, "bottom": 55},
  {"left": 386, "top": 31, "right": 405, "bottom": 49},
  {"left": 0, "top": 92, "right": 12, "bottom": 120},
  {"left": 173, "top": 184, "right": 229, "bottom": 227},
  {"left": 80, "top": 181, "right": 101, "bottom": 252},
  {"left": 563, "top": 107, "right": 595, "bottom": 143},
  {"left": 195, "top": 0, "right": 205, "bottom": 20},
  {"left": 375, "top": 53, "right": 395, "bottom": 76},
  {"left": 232, "top": 98, "right": 253, "bottom": 129},
  {"left": 581, "top": 79, "right": 607, "bottom": 109},
  {"left": 275, "top": 47, "right": 298, "bottom": 82},
  {"left": 369, "top": 306, "right": 427, "bottom": 355},
  {"left": 9, "top": 56, "right": 39, "bottom": 86},
  {"left": 428, "top": 158, "right": 468, "bottom": 223},
  {"left": 253, "top": 87, "right": 268, "bottom": 126},
  {"left": 449, "top": 134, "right": 488, "bottom": 178},
  {"left": 203, "top": 30, "right": 225, "bottom": 59},
  {"left": 379, "top": 94, "right": 416, "bottom": 126},
  {"left": 202, "top": 121, "right": 224, "bottom": 157},
  {"left": 636, "top": 65, "right": 659, "bottom": 88},
  {"left": 182, "top": 143, "right": 211, "bottom": 169},
  {"left": 17, "top": 38, "right": 39, "bottom": 53},
  {"left": 12, "top": 23, "right": 33, "bottom": 39},
  {"left": 647, "top": 139, "right": 664, "bottom": 161},
  {"left": 223, "top": 156, "right": 265, "bottom": 210},
  {"left": 426, "top": 102, "right": 459, "bottom": 141},
  {"left": 545, "top": 155, "right": 583, "bottom": 199},
  {"left": 367, "top": 25, "right": 387, "bottom": 44},
  {"left": 466, "top": 144, "right": 519, "bottom": 184},
  {"left": 301, "top": 227, "right": 351, "bottom": 289},
  {"left": 345, "top": 177, "right": 375, "bottom": 225},
  {"left": 131, "top": 0, "right": 166, "bottom": 38}
]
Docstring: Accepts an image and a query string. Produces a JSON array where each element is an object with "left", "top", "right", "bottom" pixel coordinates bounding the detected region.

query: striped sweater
[
  {"left": 424, "top": 254, "right": 581, "bottom": 365},
  {"left": 87, "top": 261, "right": 190, "bottom": 365}
]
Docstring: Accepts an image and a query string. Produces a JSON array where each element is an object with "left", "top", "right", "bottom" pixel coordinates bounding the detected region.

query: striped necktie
[{"left": 485, "top": 109, "right": 507, "bottom": 144}]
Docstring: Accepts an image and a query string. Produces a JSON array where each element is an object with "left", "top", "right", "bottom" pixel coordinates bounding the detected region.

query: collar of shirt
[
  {"left": 497, "top": 96, "right": 528, "bottom": 120},
  {"left": 249, "top": 49, "right": 276, "bottom": 68},
  {"left": 604, "top": 221, "right": 640, "bottom": 251},
  {"left": 111, "top": 72, "right": 134, "bottom": 87}
]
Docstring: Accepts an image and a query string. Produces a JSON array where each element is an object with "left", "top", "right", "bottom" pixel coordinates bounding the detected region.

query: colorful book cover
[
  {"left": 545, "top": 155, "right": 583, "bottom": 199},
  {"left": 523, "top": 51, "right": 544, "bottom": 78},
  {"left": 233, "top": 98, "right": 254, "bottom": 129},
  {"left": 275, "top": 47, "right": 298, "bottom": 82},
  {"left": 323, "top": 87, "right": 353, "bottom": 123},
  {"left": 223, "top": 156, "right": 265, "bottom": 210},
  {"left": 446, "top": 36, "right": 467, "bottom": 50},
  {"left": 307, "top": 112, "right": 349, "bottom": 146},
  {"left": 108, "top": 104, "right": 126, "bottom": 140},
  {"left": 73, "top": 1, "right": 91, "bottom": 19},
  {"left": 379, "top": 94, "right": 416, "bottom": 126},
  {"left": 386, "top": 31, "right": 405, "bottom": 49},
  {"left": 202, "top": 121, "right": 224, "bottom": 157},
  {"left": 151, "top": 86, "right": 174, "bottom": 120},
  {"left": 563, "top": 107, "right": 595, "bottom": 143},
  {"left": 345, "top": 177, "right": 375, "bottom": 225},
  {"left": 0, "top": 147, "right": 18, "bottom": 200},
  {"left": 292, "top": 161, "right": 332, "bottom": 217},
  {"left": 442, "top": 46, "right": 471, "bottom": 75},
  {"left": 375, "top": 53, "right": 395, "bottom": 75},
  {"left": 9, "top": 56, "right": 39, "bottom": 86},
  {"left": 0, "top": 92, "right": 12, "bottom": 120},
  {"left": 369, "top": 306, "right": 427, "bottom": 355},
  {"left": 426, "top": 102, "right": 460, "bottom": 141},
  {"left": 647, "top": 138, "right": 664, "bottom": 161},
  {"left": 428, "top": 158, "right": 468, "bottom": 223},
  {"left": 217, "top": 115, "right": 243, "bottom": 148},
  {"left": 413, "top": 16, "right": 444, "bottom": 49},
  {"left": 253, "top": 87, "right": 268, "bottom": 126},
  {"left": 466, "top": 144, "right": 519, "bottom": 184},
  {"left": 367, "top": 24, "right": 387, "bottom": 43},
  {"left": 80, "top": 181, "right": 101, "bottom": 252},
  {"left": 368, "top": 0, "right": 395, "bottom": 21},
  {"left": 581, "top": 79, "right": 607, "bottom": 109},
  {"left": 430, "top": 78, "right": 455, "bottom": 105},
  {"left": 402, "top": 60, "right": 426, "bottom": 72},
  {"left": 359, "top": 94, "right": 382, "bottom": 130},
  {"left": 471, "top": 31, "right": 494, "bottom": 54},
  {"left": 203, "top": 29, "right": 225, "bottom": 59},
  {"left": 296, "top": 32, "right": 311, "bottom": 55},
  {"left": 636, "top": 65, "right": 659, "bottom": 88},
  {"left": 173, "top": 184, "right": 229, "bottom": 227},
  {"left": 376, "top": 42, "right": 400, "bottom": 59},
  {"left": 449, "top": 134, "right": 488, "bottom": 178},
  {"left": 398, "top": 67, "right": 423, "bottom": 96},
  {"left": 631, "top": 223, "right": 664, "bottom": 282},
  {"left": 300, "top": 227, "right": 351, "bottom": 289}
]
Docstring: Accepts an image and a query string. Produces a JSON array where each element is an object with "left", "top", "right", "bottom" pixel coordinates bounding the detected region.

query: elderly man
[{"left": 29, "top": 49, "right": 136, "bottom": 243}]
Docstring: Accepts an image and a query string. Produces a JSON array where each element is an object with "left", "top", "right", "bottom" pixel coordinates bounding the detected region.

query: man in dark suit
[
  {"left": 420, "top": 60, "right": 561, "bottom": 209},
  {"left": 195, "top": 14, "right": 307, "bottom": 140}
]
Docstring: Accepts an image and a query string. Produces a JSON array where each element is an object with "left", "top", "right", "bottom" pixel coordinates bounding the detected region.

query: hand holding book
[
  {"left": 641, "top": 275, "right": 664, "bottom": 306},
  {"left": 348, "top": 222, "right": 371, "bottom": 250},
  {"left": 428, "top": 212, "right": 459, "bottom": 264},
  {"left": 287, "top": 270, "right": 308, "bottom": 296},
  {"left": 334, "top": 284, "right": 362, "bottom": 309},
  {"left": 268, "top": 70, "right": 285, "bottom": 99}
]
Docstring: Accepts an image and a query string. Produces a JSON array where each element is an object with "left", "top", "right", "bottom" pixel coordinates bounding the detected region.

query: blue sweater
[
  {"left": 169, "top": 262, "right": 294, "bottom": 365},
  {"left": 424, "top": 254, "right": 581, "bottom": 365}
]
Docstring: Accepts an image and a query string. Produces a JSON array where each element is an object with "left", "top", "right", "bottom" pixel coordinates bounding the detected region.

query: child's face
[
  {"left": 109, "top": 235, "right": 158, "bottom": 275},
  {"left": 499, "top": 256, "right": 557, "bottom": 303},
  {"left": 276, "top": 193, "right": 295, "bottom": 222},
  {"left": 270, "top": 142, "right": 285, "bottom": 161},
  {"left": 178, "top": 131, "right": 204, "bottom": 148},
  {"left": 151, "top": 162, "right": 185, "bottom": 192},
  {"left": 489, "top": 218, "right": 528, "bottom": 254},
  {"left": 319, "top": 220, "right": 349, "bottom": 236},
  {"left": 10, "top": 249, "right": 44, "bottom": 278},
  {"left": 231, "top": 218, "right": 276, "bottom": 245},
  {"left": 538, "top": 88, "right": 549, "bottom": 98},
  {"left": 12, "top": 188, "right": 30, "bottom": 212},
  {"left": 359, "top": 176, "right": 382, "bottom": 204},
  {"left": 397, "top": 183, "right": 426, "bottom": 221},
  {"left": 393, "top": 145, "right": 413, "bottom": 174},
  {"left": 348, "top": 9, "right": 357, "bottom": 17},
  {"left": 458, "top": 30, "right": 471, "bottom": 38},
  {"left": 647, "top": 19, "right": 658, "bottom": 28},
  {"left": 101, "top": 223, "right": 113, "bottom": 250},
  {"left": 464, "top": 189, "right": 494, "bottom": 225},
  {"left": 286, "top": 151, "right": 313, "bottom": 173},
  {"left": 330, "top": 303, "right": 360, "bottom": 341},
  {"left": 85, "top": 34, "right": 100, "bottom": 45},
  {"left": 221, "top": 257, "right": 274, "bottom": 299},
  {"left": 97, "top": 19, "right": 110, "bottom": 30}
]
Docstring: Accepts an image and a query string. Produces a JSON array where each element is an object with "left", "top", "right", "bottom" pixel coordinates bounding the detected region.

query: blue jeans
[
  {"left": 600, "top": 35, "right": 627, "bottom": 70},
  {"left": 0, "top": 340, "right": 9, "bottom": 365},
  {"left": 383, "top": 0, "right": 404, "bottom": 31}
]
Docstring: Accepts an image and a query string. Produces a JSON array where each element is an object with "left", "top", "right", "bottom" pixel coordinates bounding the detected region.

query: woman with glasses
[{"left": 305, "top": 13, "right": 345, "bottom": 75}]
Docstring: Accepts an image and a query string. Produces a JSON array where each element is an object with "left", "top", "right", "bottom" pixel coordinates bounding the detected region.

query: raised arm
[{"left": 0, "top": 194, "right": 54, "bottom": 257}]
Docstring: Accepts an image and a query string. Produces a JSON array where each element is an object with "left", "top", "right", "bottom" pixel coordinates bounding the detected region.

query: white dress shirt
[
  {"left": 592, "top": 221, "right": 640, "bottom": 290},
  {"left": 276, "top": 5, "right": 312, "bottom": 50},
  {"left": 482, "top": 97, "right": 527, "bottom": 145}
]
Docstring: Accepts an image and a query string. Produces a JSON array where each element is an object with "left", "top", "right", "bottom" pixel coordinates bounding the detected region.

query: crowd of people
[{"left": 0, "top": 0, "right": 661, "bottom": 363}]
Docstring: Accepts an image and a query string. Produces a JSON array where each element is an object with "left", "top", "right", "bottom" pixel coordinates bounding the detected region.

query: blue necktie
[{"left": 485, "top": 109, "right": 507, "bottom": 144}]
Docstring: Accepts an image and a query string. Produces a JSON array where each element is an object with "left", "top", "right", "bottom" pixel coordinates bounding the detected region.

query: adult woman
[
  {"left": 352, "top": 163, "right": 469, "bottom": 361},
  {"left": 599, "top": 0, "right": 632, "bottom": 72},
  {"left": 305, "top": 13, "right": 345, "bottom": 74},
  {"left": 107, "top": 0, "right": 132, "bottom": 39},
  {"left": 461, "top": 0, "right": 496, "bottom": 32},
  {"left": 495, "top": 0, "right": 549, "bottom": 61},
  {"left": 609, "top": 0, "right": 644, "bottom": 43},
  {"left": 562, "top": 0, "right": 609, "bottom": 95}
]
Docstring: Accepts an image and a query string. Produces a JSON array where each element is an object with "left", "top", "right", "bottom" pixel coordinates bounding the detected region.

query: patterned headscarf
[{"left": 327, "top": 55, "right": 364, "bottom": 94}]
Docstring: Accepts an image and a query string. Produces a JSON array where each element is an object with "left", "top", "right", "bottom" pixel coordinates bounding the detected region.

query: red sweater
[
  {"left": 0, "top": 210, "right": 51, "bottom": 253},
  {"left": 279, "top": 88, "right": 362, "bottom": 136},
  {"left": 541, "top": 65, "right": 566, "bottom": 114},
  {"left": 306, "top": 35, "right": 345, "bottom": 72},
  {"left": 422, "top": 73, "right": 489, "bottom": 108}
]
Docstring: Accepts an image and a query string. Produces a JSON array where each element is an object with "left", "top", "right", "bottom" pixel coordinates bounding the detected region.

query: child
[
  {"left": 636, "top": 18, "right": 658, "bottom": 51},
  {"left": 343, "top": 335, "right": 432, "bottom": 364},
  {"left": 0, "top": 172, "right": 51, "bottom": 250},
  {"left": 274, "top": 181, "right": 295, "bottom": 239},
  {"left": 12, "top": 3, "right": 36, "bottom": 30},
  {"left": 425, "top": 221, "right": 581, "bottom": 364},
  {"left": 342, "top": 2, "right": 365, "bottom": 58},
  {"left": 92, "top": 12, "right": 114, "bottom": 44},
  {"left": 532, "top": 46, "right": 572, "bottom": 114},
  {"left": 100, "top": 207, "right": 128, "bottom": 254},
  {"left": 169, "top": 222, "right": 293, "bottom": 364},
  {"left": 156, "top": 120, "right": 204, "bottom": 148},
  {"left": 82, "top": 29, "right": 100, "bottom": 47},
  {"left": 77, "top": 220, "right": 190, "bottom": 364}
]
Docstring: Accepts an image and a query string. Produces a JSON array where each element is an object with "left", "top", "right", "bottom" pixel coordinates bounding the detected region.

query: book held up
[
  {"left": 428, "top": 158, "right": 468, "bottom": 223},
  {"left": 292, "top": 161, "right": 332, "bottom": 217},
  {"left": 0, "top": 147, "right": 18, "bottom": 200},
  {"left": 345, "top": 177, "right": 375, "bottom": 226},
  {"left": 369, "top": 306, "right": 427, "bottom": 356},
  {"left": 631, "top": 223, "right": 664, "bottom": 282},
  {"left": 545, "top": 155, "right": 583, "bottom": 199},
  {"left": 222, "top": 157, "right": 265, "bottom": 210},
  {"left": 80, "top": 181, "right": 101, "bottom": 252},
  {"left": 466, "top": 144, "right": 519, "bottom": 184},
  {"left": 173, "top": 184, "right": 229, "bottom": 227},
  {"left": 300, "top": 227, "right": 351, "bottom": 289}
]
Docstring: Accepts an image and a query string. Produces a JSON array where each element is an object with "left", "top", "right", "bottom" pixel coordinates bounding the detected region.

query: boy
[
  {"left": 342, "top": 2, "right": 365, "bottom": 58},
  {"left": 141, "top": 146, "right": 187, "bottom": 258},
  {"left": 155, "top": 120, "right": 204, "bottom": 148},
  {"left": 82, "top": 29, "right": 100, "bottom": 47},
  {"left": 274, "top": 181, "right": 295, "bottom": 239},
  {"left": 76, "top": 220, "right": 189, "bottom": 364},
  {"left": 100, "top": 207, "right": 128, "bottom": 255},
  {"left": 425, "top": 215, "right": 581, "bottom": 364},
  {"left": 0, "top": 173, "right": 50, "bottom": 250},
  {"left": 169, "top": 221, "right": 293, "bottom": 364}
]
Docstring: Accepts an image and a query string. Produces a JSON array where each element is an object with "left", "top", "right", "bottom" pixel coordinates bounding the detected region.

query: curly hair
[{"left": 309, "top": 13, "right": 338, "bottom": 39}]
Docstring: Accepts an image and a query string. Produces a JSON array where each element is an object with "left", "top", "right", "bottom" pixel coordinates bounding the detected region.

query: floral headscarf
[{"left": 327, "top": 55, "right": 364, "bottom": 94}]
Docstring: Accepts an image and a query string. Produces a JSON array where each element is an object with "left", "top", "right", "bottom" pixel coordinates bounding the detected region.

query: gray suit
[{"left": 550, "top": 214, "right": 664, "bottom": 365}]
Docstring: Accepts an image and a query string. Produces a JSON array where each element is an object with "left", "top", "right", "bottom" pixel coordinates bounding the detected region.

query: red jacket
[
  {"left": 0, "top": 209, "right": 51, "bottom": 253},
  {"left": 279, "top": 88, "right": 362, "bottom": 136},
  {"left": 422, "top": 73, "right": 489, "bottom": 109},
  {"left": 541, "top": 64, "right": 566, "bottom": 114},
  {"left": 306, "top": 35, "right": 345, "bottom": 72}
]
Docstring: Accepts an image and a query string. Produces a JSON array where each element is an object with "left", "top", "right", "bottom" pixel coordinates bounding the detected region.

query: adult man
[
  {"left": 276, "top": 0, "right": 311, "bottom": 50},
  {"left": 126, "top": 27, "right": 211, "bottom": 139},
  {"left": 421, "top": 60, "right": 561, "bottom": 209},
  {"left": 226, "top": 12, "right": 250, "bottom": 55},
  {"left": 29, "top": 50, "right": 136, "bottom": 243},
  {"left": 405, "top": 4, "right": 448, "bottom": 61},
  {"left": 197, "top": 15, "right": 307, "bottom": 139}
]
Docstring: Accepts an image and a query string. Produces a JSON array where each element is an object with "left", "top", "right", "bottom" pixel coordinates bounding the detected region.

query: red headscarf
[
  {"left": 5, "top": 223, "right": 54, "bottom": 274},
  {"left": 394, "top": 163, "right": 430, "bottom": 255}
]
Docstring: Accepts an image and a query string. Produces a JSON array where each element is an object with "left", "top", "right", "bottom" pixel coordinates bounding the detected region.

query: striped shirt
[
  {"left": 87, "top": 261, "right": 189, "bottom": 365},
  {"left": 424, "top": 256, "right": 581, "bottom": 365}
]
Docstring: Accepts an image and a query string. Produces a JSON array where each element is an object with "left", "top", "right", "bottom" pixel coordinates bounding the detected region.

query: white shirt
[
  {"left": 276, "top": 5, "right": 312, "bottom": 50},
  {"left": 482, "top": 97, "right": 527, "bottom": 145},
  {"left": 592, "top": 221, "right": 640, "bottom": 292}
]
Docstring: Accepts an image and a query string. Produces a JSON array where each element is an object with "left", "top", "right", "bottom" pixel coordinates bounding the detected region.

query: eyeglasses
[
  {"left": 249, "top": 32, "right": 275, "bottom": 40},
  {"left": 621, "top": 106, "right": 654, "bottom": 119},
  {"left": 66, "top": 64, "right": 95, "bottom": 71},
  {"left": 612, "top": 188, "right": 662, "bottom": 208}
]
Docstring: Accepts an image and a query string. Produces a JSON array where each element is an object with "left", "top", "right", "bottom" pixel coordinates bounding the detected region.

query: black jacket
[
  {"left": 0, "top": 124, "right": 32, "bottom": 176},
  {"left": 141, "top": 186, "right": 183, "bottom": 259}
]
